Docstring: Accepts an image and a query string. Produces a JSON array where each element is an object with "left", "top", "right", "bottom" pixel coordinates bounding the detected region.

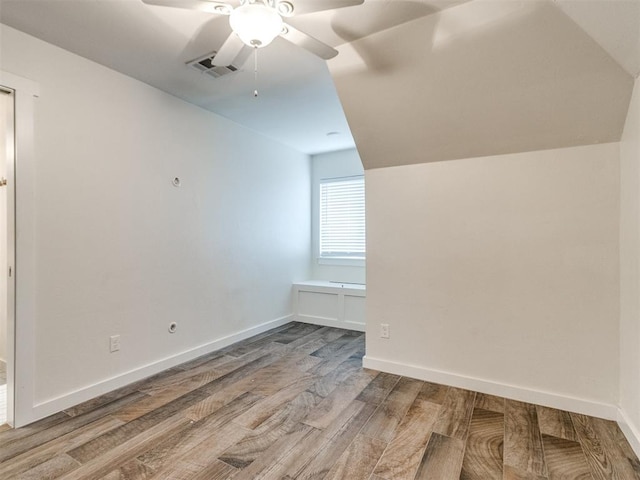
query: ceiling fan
[{"left": 141, "top": 0, "right": 364, "bottom": 67}]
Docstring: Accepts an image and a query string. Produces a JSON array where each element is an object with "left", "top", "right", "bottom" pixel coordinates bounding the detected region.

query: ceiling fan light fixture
[{"left": 229, "top": 3, "right": 283, "bottom": 48}]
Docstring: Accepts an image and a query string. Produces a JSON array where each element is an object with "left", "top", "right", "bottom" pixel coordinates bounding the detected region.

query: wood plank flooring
[{"left": 1, "top": 322, "right": 639, "bottom": 479}]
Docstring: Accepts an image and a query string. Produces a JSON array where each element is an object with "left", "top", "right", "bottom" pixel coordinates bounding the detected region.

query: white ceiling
[
  {"left": 553, "top": 0, "right": 640, "bottom": 79},
  {"left": 0, "top": 0, "right": 471, "bottom": 154},
  {"left": 329, "top": 0, "right": 640, "bottom": 169},
  {"left": 0, "top": 0, "right": 638, "bottom": 159}
]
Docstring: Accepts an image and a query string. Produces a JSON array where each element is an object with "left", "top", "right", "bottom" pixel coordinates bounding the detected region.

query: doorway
[{"left": 0, "top": 87, "right": 15, "bottom": 427}]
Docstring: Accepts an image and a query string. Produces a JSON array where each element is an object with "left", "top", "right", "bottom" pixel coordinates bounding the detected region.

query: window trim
[{"left": 317, "top": 256, "right": 366, "bottom": 267}]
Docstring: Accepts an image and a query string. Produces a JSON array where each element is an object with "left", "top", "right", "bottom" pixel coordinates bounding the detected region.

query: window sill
[{"left": 317, "top": 257, "right": 365, "bottom": 267}]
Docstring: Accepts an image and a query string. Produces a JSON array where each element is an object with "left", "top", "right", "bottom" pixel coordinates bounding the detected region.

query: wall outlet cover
[
  {"left": 380, "top": 323, "right": 390, "bottom": 339},
  {"left": 109, "top": 335, "right": 121, "bottom": 352}
]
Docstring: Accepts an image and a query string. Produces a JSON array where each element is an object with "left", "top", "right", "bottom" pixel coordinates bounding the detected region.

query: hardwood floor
[{"left": 0, "top": 322, "right": 638, "bottom": 479}]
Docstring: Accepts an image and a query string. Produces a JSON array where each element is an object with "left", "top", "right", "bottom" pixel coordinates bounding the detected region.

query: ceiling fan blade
[
  {"left": 287, "top": 0, "right": 364, "bottom": 16},
  {"left": 213, "top": 32, "right": 247, "bottom": 66},
  {"left": 281, "top": 23, "right": 338, "bottom": 60},
  {"left": 141, "top": 0, "right": 233, "bottom": 15}
]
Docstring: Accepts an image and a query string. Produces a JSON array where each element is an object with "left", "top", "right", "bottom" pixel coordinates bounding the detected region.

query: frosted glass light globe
[{"left": 230, "top": 3, "right": 283, "bottom": 48}]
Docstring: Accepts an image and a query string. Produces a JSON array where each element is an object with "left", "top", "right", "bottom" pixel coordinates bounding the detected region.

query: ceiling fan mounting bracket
[{"left": 239, "top": 0, "right": 293, "bottom": 16}]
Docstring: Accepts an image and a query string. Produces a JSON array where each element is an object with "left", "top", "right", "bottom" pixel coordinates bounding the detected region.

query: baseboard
[
  {"left": 618, "top": 408, "right": 640, "bottom": 459},
  {"left": 29, "top": 315, "right": 294, "bottom": 423},
  {"left": 296, "top": 314, "right": 365, "bottom": 332},
  {"left": 363, "top": 356, "right": 618, "bottom": 420}
]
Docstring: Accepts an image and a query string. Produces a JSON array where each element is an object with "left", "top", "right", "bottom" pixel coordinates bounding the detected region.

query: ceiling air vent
[{"left": 187, "top": 52, "right": 239, "bottom": 78}]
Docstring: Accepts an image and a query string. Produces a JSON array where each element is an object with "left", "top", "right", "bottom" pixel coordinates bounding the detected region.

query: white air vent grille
[{"left": 187, "top": 52, "right": 239, "bottom": 78}]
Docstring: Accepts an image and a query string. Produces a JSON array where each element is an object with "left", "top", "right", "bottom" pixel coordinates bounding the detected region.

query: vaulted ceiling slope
[
  {"left": 329, "top": 0, "right": 640, "bottom": 169},
  {"left": 1, "top": 0, "right": 638, "bottom": 161}
]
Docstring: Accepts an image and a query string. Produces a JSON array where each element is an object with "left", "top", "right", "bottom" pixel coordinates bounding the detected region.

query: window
[{"left": 319, "top": 176, "right": 365, "bottom": 260}]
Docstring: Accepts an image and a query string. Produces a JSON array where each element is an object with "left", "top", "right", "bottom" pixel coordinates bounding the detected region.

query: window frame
[{"left": 317, "top": 175, "right": 366, "bottom": 266}]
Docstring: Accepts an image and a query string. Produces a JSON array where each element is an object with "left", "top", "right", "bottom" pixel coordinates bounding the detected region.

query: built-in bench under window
[{"left": 292, "top": 281, "right": 366, "bottom": 332}]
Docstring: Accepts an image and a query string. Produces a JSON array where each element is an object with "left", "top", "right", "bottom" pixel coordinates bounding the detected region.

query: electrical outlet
[
  {"left": 380, "top": 323, "right": 390, "bottom": 339},
  {"left": 110, "top": 335, "right": 120, "bottom": 352}
]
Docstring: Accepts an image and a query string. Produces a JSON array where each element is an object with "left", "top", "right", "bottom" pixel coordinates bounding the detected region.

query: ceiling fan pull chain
[{"left": 253, "top": 46, "right": 259, "bottom": 98}]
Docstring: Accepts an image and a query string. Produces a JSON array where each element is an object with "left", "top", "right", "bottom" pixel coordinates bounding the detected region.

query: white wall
[
  {"left": 620, "top": 77, "right": 640, "bottom": 452},
  {"left": 364, "top": 143, "right": 620, "bottom": 416},
  {"left": 310, "top": 148, "right": 365, "bottom": 284},
  {"left": 1, "top": 25, "right": 310, "bottom": 420}
]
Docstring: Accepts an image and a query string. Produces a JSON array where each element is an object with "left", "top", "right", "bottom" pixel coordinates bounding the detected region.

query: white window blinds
[{"left": 319, "top": 176, "right": 365, "bottom": 259}]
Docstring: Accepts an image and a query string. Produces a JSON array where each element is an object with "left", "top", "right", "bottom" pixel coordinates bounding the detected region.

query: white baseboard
[
  {"left": 363, "top": 356, "right": 618, "bottom": 420},
  {"left": 29, "top": 315, "right": 294, "bottom": 423},
  {"left": 618, "top": 408, "right": 640, "bottom": 459},
  {"left": 296, "top": 314, "right": 365, "bottom": 332}
]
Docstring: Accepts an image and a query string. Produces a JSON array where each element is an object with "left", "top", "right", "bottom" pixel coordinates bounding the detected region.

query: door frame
[
  {"left": 0, "top": 70, "right": 39, "bottom": 427},
  {"left": 0, "top": 85, "right": 16, "bottom": 427}
]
